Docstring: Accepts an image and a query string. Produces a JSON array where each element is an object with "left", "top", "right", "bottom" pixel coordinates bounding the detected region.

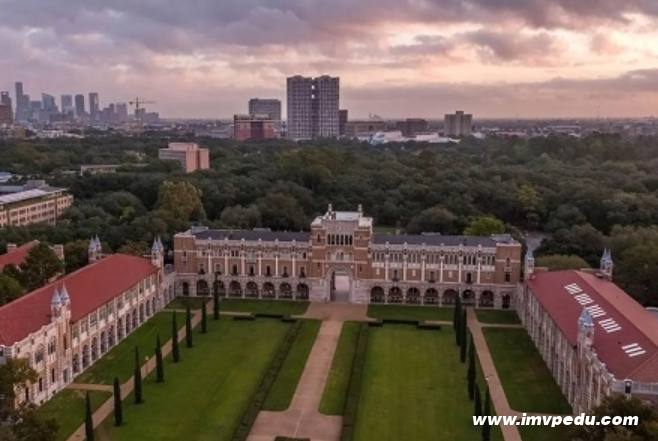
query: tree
[
  {"left": 172, "top": 312, "right": 180, "bottom": 363},
  {"left": 156, "top": 180, "right": 206, "bottom": 223},
  {"left": 474, "top": 384, "right": 482, "bottom": 417},
  {"left": 453, "top": 296, "right": 461, "bottom": 332},
  {"left": 117, "top": 241, "right": 149, "bottom": 257},
  {"left": 63, "top": 239, "right": 90, "bottom": 274},
  {"left": 567, "top": 395, "right": 658, "bottom": 441},
  {"left": 133, "top": 347, "right": 143, "bottom": 404},
  {"left": 113, "top": 377, "right": 123, "bottom": 427},
  {"left": 0, "top": 358, "right": 37, "bottom": 421},
  {"left": 19, "top": 243, "right": 64, "bottom": 291},
  {"left": 0, "top": 426, "right": 17, "bottom": 441},
  {"left": 84, "top": 392, "right": 94, "bottom": 441},
  {"left": 467, "top": 334, "right": 476, "bottom": 400},
  {"left": 460, "top": 310, "right": 468, "bottom": 364},
  {"left": 482, "top": 386, "right": 491, "bottom": 441},
  {"left": 406, "top": 206, "right": 460, "bottom": 235},
  {"left": 201, "top": 299, "right": 207, "bottom": 334},
  {"left": 10, "top": 408, "right": 58, "bottom": 441},
  {"left": 464, "top": 216, "right": 506, "bottom": 236},
  {"left": 535, "top": 254, "right": 590, "bottom": 271},
  {"left": 185, "top": 305, "right": 193, "bottom": 348},
  {"left": 155, "top": 334, "right": 164, "bottom": 383},
  {"left": 0, "top": 274, "right": 23, "bottom": 306},
  {"left": 213, "top": 287, "right": 220, "bottom": 320},
  {"left": 455, "top": 297, "right": 462, "bottom": 346}
]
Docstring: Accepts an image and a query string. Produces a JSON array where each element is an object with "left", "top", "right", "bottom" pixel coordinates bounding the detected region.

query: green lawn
[
  {"left": 37, "top": 389, "right": 112, "bottom": 441},
  {"left": 75, "top": 312, "right": 184, "bottom": 385},
  {"left": 220, "top": 299, "right": 309, "bottom": 315},
  {"left": 483, "top": 328, "right": 572, "bottom": 414},
  {"left": 367, "top": 304, "right": 454, "bottom": 321},
  {"left": 165, "top": 297, "right": 210, "bottom": 310},
  {"left": 263, "top": 320, "right": 321, "bottom": 411},
  {"left": 319, "top": 322, "right": 361, "bottom": 415},
  {"left": 353, "top": 325, "right": 502, "bottom": 441},
  {"left": 475, "top": 309, "right": 521, "bottom": 325},
  {"left": 97, "top": 318, "right": 291, "bottom": 441}
]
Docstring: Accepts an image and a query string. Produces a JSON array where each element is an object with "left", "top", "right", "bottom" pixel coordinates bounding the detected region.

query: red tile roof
[
  {"left": 0, "top": 241, "right": 38, "bottom": 271},
  {"left": 0, "top": 254, "right": 158, "bottom": 346},
  {"left": 527, "top": 270, "right": 658, "bottom": 382}
]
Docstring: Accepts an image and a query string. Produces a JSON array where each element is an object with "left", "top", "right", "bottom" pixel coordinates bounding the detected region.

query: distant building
[
  {"left": 0, "top": 92, "right": 12, "bottom": 114},
  {"left": 88, "top": 93, "right": 100, "bottom": 120},
  {"left": 396, "top": 118, "right": 429, "bottom": 137},
  {"left": 233, "top": 114, "right": 276, "bottom": 141},
  {"left": 0, "top": 181, "right": 73, "bottom": 228},
  {"left": 74, "top": 94, "right": 85, "bottom": 118},
  {"left": 344, "top": 120, "right": 387, "bottom": 138},
  {"left": 286, "top": 75, "right": 340, "bottom": 139},
  {"left": 444, "top": 111, "right": 473, "bottom": 137},
  {"left": 339, "top": 109, "right": 348, "bottom": 137},
  {"left": 0, "top": 104, "right": 13, "bottom": 125},
  {"left": 80, "top": 165, "right": 120, "bottom": 175},
  {"left": 248, "top": 99, "right": 281, "bottom": 123},
  {"left": 158, "top": 142, "right": 210, "bottom": 173}
]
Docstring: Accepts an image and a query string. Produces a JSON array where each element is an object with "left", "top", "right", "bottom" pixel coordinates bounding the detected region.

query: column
[
  {"left": 384, "top": 256, "right": 389, "bottom": 280},
  {"left": 439, "top": 257, "right": 444, "bottom": 283},
  {"left": 476, "top": 259, "right": 482, "bottom": 284},
  {"left": 402, "top": 255, "right": 407, "bottom": 281},
  {"left": 421, "top": 256, "right": 426, "bottom": 281},
  {"left": 275, "top": 254, "right": 279, "bottom": 276},
  {"left": 258, "top": 253, "right": 262, "bottom": 276}
]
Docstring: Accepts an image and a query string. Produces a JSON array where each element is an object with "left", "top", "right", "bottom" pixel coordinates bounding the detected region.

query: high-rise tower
[{"left": 286, "top": 75, "right": 340, "bottom": 140}]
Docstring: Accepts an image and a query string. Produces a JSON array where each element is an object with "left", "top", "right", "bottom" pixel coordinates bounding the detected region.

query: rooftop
[
  {"left": 0, "top": 254, "right": 159, "bottom": 346},
  {"left": 0, "top": 187, "right": 67, "bottom": 206},
  {"left": 527, "top": 270, "right": 658, "bottom": 382},
  {"left": 0, "top": 241, "right": 38, "bottom": 271}
]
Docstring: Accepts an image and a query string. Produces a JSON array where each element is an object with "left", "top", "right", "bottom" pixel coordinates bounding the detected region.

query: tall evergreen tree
[
  {"left": 84, "top": 391, "right": 94, "bottom": 441},
  {"left": 201, "top": 299, "right": 207, "bottom": 333},
  {"left": 172, "top": 312, "right": 180, "bottom": 363},
  {"left": 474, "top": 384, "right": 482, "bottom": 417},
  {"left": 155, "top": 333, "right": 164, "bottom": 383},
  {"left": 460, "top": 319, "right": 468, "bottom": 363},
  {"left": 113, "top": 377, "right": 123, "bottom": 427},
  {"left": 134, "top": 347, "right": 143, "bottom": 404},
  {"left": 482, "top": 386, "right": 492, "bottom": 441},
  {"left": 185, "top": 305, "right": 193, "bottom": 348},
  {"left": 213, "top": 286, "right": 220, "bottom": 320},
  {"left": 452, "top": 297, "right": 459, "bottom": 331},
  {"left": 467, "top": 333, "right": 476, "bottom": 400},
  {"left": 455, "top": 297, "right": 462, "bottom": 346}
]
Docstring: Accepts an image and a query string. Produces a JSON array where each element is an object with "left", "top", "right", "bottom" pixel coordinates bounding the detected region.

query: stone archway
[
  {"left": 280, "top": 282, "right": 293, "bottom": 299},
  {"left": 480, "top": 290, "right": 494, "bottom": 308},
  {"left": 462, "top": 289, "right": 476, "bottom": 306},
  {"left": 327, "top": 267, "right": 353, "bottom": 303},
  {"left": 502, "top": 294, "right": 511, "bottom": 309},
  {"left": 388, "top": 286, "right": 402, "bottom": 304},
  {"left": 196, "top": 280, "right": 209, "bottom": 296},
  {"left": 182, "top": 282, "right": 190, "bottom": 296},
  {"left": 370, "top": 286, "right": 384, "bottom": 303},
  {"left": 406, "top": 287, "right": 421, "bottom": 304},
  {"left": 296, "top": 283, "right": 309, "bottom": 300},
  {"left": 262, "top": 282, "right": 276, "bottom": 298},
  {"left": 213, "top": 280, "right": 226, "bottom": 297},
  {"left": 425, "top": 288, "right": 439, "bottom": 305},
  {"left": 229, "top": 281, "right": 242, "bottom": 297},
  {"left": 443, "top": 289, "right": 458, "bottom": 305},
  {"left": 246, "top": 281, "right": 259, "bottom": 298}
]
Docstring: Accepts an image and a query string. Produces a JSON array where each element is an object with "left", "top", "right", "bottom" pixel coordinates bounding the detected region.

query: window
[
  {"left": 51, "top": 369, "right": 55, "bottom": 383},
  {"left": 283, "top": 266, "right": 289, "bottom": 277},
  {"left": 299, "top": 267, "right": 306, "bottom": 277},
  {"left": 506, "top": 257, "right": 511, "bottom": 267},
  {"left": 302, "top": 252, "right": 307, "bottom": 259},
  {"left": 429, "top": 270, "right": 435, "bottom": 281},
  {"left": 505, "top": 273, "right": 511, "bottom": 283},
  {"left": 232, "top": 264, "right": 238, "bottom": 276},
  {"left": 38, "top": 378, "right": 43, "bottom": 392},
  {"left": 249, "top": 265, "right": 255, "bottom": 276},
  {"left": 392, "top": 269, "right": 399, "bottom": 280},
  {"left": 266, "top": 265, "right": 271, "bottom": 277}
]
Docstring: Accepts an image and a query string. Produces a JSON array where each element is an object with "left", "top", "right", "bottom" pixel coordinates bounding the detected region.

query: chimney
[{"left": 6, "top": 243, "right": 17, "bottom": 252}]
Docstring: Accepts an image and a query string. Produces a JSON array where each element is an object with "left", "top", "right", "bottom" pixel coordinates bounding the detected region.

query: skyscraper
[
  {"left": 248, "top": 99, "right": 282, "bottom": 122},
  {"left": 61, "top": 95, "right": 73, "bottom": 111},
  {"left": 286, "top": 75, "right": 340, "bottom": 139},
  {"left": 14, "top": 82, "right": 27, "bottom": 121},
  {"left": 42, "top": 93, "right": 57, "bottom": 112},
  {"left": 75, "top": 94, "right": 85, "bottom": 118},
  {"left": 0, "top": 92, "right": 11, "bottom": 107},
  {"left": 444, "top": 110, "right": 473, "bottom": 137},
  {"left": 89, "top": 93, "right": 99, "bottom": 120}
]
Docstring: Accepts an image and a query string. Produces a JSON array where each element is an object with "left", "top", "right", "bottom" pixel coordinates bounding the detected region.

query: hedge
[
  {"left": 273, "top": 438, "right": 311, "bottom": 441},
  {"left": 233, "top": 314, "right": 256, "bottom": 321},
  {"left": 381, "top": 318, "right": 418, "bottom": 325},
  {"left": 281, "top": 315, "right": 297, "bottom": 323},
  {"left": 417, "top": 322, "right": 442, "bottom": 330},
  {"left": 367, "top": 319, "right": 383, "bottom": 327},
  {"left": 254, "top": 313, "right": 285, "bottom": 319},
  {"left": 232, "top": 320, "right": 302, "bottom": 440},
  {"left": 340, "top": 324, "right": 370, "bottom": 441}
]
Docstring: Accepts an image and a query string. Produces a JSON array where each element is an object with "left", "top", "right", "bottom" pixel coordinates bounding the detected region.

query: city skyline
[{"left": 1, "top": 1, "right": 658, "bottom": 119}]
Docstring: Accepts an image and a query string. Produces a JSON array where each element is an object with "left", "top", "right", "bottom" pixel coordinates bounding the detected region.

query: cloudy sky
[{"left": 1, "top": 0, "right": 658, "bottom": 119}]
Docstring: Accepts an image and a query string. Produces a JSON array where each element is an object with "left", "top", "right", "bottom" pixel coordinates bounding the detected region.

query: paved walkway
[
  {"left": 67, "top": 383, "right": 112, "bottom": 392},
  {"left": 66, "top": 311, "right": 202, "bottom": 441}
]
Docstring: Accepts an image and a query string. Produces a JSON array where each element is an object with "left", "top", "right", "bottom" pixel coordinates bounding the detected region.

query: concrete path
[
  {"left": 66, "top": 383, "right": 113, "bottom": 392},
  {"left": 296, "top": 302, "right": 369, "bottom": 322},
  {"left": 66, "top": 311, "right": 202, "bottom": 441},
  {"left": 248, "top": 320, "right": 344, "bottom": 441}
]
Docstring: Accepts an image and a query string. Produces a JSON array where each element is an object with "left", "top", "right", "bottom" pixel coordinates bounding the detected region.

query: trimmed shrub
[
  {"left": 233, "top": 314, "right": 256, "bottom": 321},
  {"left": 340, "top": 324, "right": 370, "bottom": 441}
]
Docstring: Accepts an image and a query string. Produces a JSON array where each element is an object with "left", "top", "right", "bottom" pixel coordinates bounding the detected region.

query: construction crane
[{"left": 128, "top": 98, "right": 156, "bottom": 137}]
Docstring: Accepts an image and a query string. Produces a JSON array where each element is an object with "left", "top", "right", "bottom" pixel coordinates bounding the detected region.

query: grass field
[
  {"left": 220, "top": 299, "right": 309, "bottom": 315},
  {"left": 165, "top": 297, "right": 210, "bottom": 310},
  {"left": 319, "top": 322, "right": 361, "bottom": 415},
  {"left": 37, "top": 389, "right": 112, "bottom": 441},
  {"left": 97, "top": 318, "right": 291, "bottom": 441},
  {"left": 483, "top": 328, "right": 572, "bottom": 415},
  {"left": 353, "top": 325, "right": 502, "bottom": 441},
  {"left": 263, "top": 320, "right": 321, "bottom": 411},
  {"left": 367, "top": 304, "right": 454, "bottom": 321},
  {"left": 75, "top": 312, "right": 184, "bottom": 385},
  {"left": 475, "top": 309, "right": 521, "bottom": 325}
]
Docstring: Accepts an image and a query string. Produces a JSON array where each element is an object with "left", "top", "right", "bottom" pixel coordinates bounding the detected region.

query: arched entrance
[
  {"left": 296, "top": 283, "right": 309, "bottom": 300},
  {"left": 462, "top": 289, "right": 476, "bottom": 306},
  {"left": 196, "top": 280, "right": 209, "bottom": 296},
  {"left": 213, "top": 280, "right": 226, "bottom": 297},
  {"left": 388, "top": 286, "right": 402, "bottom": 304},
  {"left": 406, "top": 287, "right": 421, "bottom": 304},
  {"left": 246, "top": 281, "right": 259, "bottom": 298},
  {"left": 425, "top": 288, "right": 439, "bottom": 305},
  {"left": 502, "top": 294, "right": 511, "bottom": 309},
  {"left": 229, "top": 281, "right": 242, "bottom": 298},
  {"left": 328, "top": 268, "right": 352, "bottom": 302},
  {"left": 262, "top": 282, "right": 275, "bottom": 298},
  {"left": 280, "top": 283, "right": 293, "bottom": 299},
  {"left": 182, "top": 282, "right": 190, "bottom": 296},
  {"left": 480, "top": 290, "right": 494, "bottom": 308},
  {"left": 443, "top": 289, "right": 458, "bottom": 305},
  {"left": 370, "top": 286, "right": 384, "bottom": 303}
]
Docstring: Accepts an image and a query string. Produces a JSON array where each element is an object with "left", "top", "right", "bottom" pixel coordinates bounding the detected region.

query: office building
[
  {"left": 286, "top": 75, "right": 340, "bottom": 139},
  {"left": 158, "top": 142, "right": 210, "bottom": 173},
  {"left": 1, "top": 91, "right": 11, "bottom": 108},
  {"left": 115, "top": 103, "right": 129, "bottom": 122},
  {"left": 173, "top": 204, "right": 521, "bottom": 305},
  {"left": 396, "top": 118, "right": 429, "bottom": 137},
  {"left": 74, "top": 95, "right": 85, "bottom": 118},
  {"left": 339, "top": 109, "right": 348, "bottom": 137},
  {"left": 60, "top": 95, "right": 73, "bottom": 111},
  {"left": 42, "top": 94, "right": 57, "bottom": 113},
  {"left": 14, "top": 82, "right": 28, "bottom": 121},
  {"left": 89, "top": 93, "right": 100, "bottom": 120},
  {"left": 0, "top": 104, "right": 13, "bottom": 125},
  {"left": 344, "top": 120, "right": 388, "bottom": 138},
  {"left": 444, "top": 111, "right": 473, "bottom": 137},
  {"left": 0, "top": 181, "right": 73, "bottom": 228},
  {"left": 0, "top": 237, "right": 175, "bottom": 408},
  {"left": 248, "top": 99, "right": 281, "bottom": 123},
  {"left": 233, "top": 114, "right": 276, "bottom": 141}
]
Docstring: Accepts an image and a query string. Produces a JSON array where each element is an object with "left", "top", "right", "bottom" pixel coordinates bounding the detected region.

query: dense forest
[{"left": 1, "top": 134, "right": 658, "bottom": 306}]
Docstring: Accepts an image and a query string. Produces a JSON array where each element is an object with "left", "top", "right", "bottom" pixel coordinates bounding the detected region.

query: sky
[{"left": 1, "top": 0, "right": 658, "bottom": 119}]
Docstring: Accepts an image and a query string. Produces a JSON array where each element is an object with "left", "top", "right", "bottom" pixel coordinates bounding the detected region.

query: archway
[
  {"left": 262, "top": 282, "right": 276, "bottom": 298},
  {"left": 280, "top": 282, "right": 293, "bottom": 299},
  {"left": 388, "top": 286, "right": 402, "bottom": 304},
  {"left": 502, "top": 294, "right": 511, "bottom": 309},
  {"left": 425, "top": 288, "right": 439, "bottom": 305},
  {"left": 125, "top": 313, "right": 132, "bottom": 334},
  {"left": 213, "top": 280, "right": 226, "bottom": 297},
  {"left": 182, "top": 282, "right": 190, "bottom": 296},
  {"left": 479, "top": 290, "right": 494, "bottom": 308},
  {"left": 100, "top": 331, "right": 107, "bottom": 354},
  {"left": 117, "top": 317, "right": 125, "bottom": 340},
  {"left": 462, "top": 289, "right": 476, "bottom": 306},
  {"left": 229, "top": 281, "right": 242, "bottom": 297},
  {"left": 109, "top": 326, "right": 116, "bottom": 347},
  {"left": 406, "top": 287, "right": 421, "bottom": 304},
  {"left": 370, "top": 286, "right": 384, "bottom": 303},
  {"left": 443, "top": 289, "right": 458, "bottom": 305},
  {"left": 328, "top": 268, "right": 352, "bottom": 302},
  {"left": 246, "top": 281, "right": 259, "bottom": 298},
  {"left": 196, "top": 280, "right": 209, "bottom": 296},
  {"left": 296, "top": 283, "right": 309, "bottom": 300},
  {"left": 73, "top": 354, "right": 80, "bottom": 373},
  {"left": 132, "top": 309, "right": 138, "bottom": 328},
  {"left": 82, "top": 346, "right": 90, "bottom": 369},
  {"left": 139, "top": 303, "right": 145, "bottom": 323},
  {"left": 91, "top": 338, "right": 99, "bottom": 361}
]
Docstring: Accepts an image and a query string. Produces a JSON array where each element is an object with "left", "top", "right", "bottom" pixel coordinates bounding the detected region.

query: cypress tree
[
  {"left": 155, "top": 333, "right": 164, "bottom": 383},
  {"left": 172, "top": 312, "right": 180, "bottom": 363},
  {"left": 213, "top": 287, "right": 220, "bottom": 320},
  {"left": 474, "top": 383, "right": 482, "bottom": 417},
  {"left": 467, "top": 333, "right": 476, "bottom": 400},
  {"left": 455, "top": 297, "right": 462, "bottom": 346},
  {"left": 185, "top": 305, "right": 193, "bottom": 348},
  {"left": 84, "top": 391, "right": 94, "bottom": 441},
  {"left": 482, "top": 386, "right": 491, "bottom": 441},
  {"left": 113, "top": 377, "right": 123, "bottom": 427},
  {"left": 460, "top": 319, "right": 468, "bottom": 364},
  {"left": 201, "top": 298, "right": 208, "bottom": 333},
  {"left": 134, "top": 346, "right": 143, "bottom": 404},
  {"left": 452, "top": 298, "right": 459, "bottom": 331}
]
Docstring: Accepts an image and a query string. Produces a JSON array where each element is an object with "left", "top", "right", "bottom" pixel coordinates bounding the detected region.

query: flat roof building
[
  {"left": 233, "top": 114, "right": 276, "bottom": 141},
  {"left": 444, "top": 111, "right": 473, "bottom": 137},
  {"left": 158, "top": 142, "right": 210, "bottom": 173},
  {"left": 0, "top": 182, "right": 73, "bottom": 228}
]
